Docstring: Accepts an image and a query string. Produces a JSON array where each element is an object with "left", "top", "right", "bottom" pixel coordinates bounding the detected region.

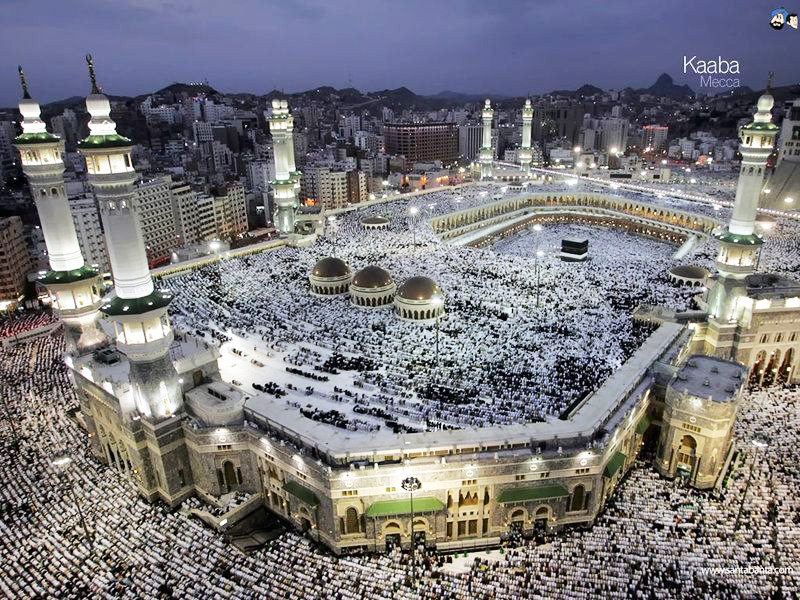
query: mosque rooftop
[{"left": 670, "top": 355, "right": 746, "bottom": 403}]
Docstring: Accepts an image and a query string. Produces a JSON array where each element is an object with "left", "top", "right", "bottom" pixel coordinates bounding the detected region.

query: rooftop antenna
[
  {"left": 85, "top": 54, "right": 100, "bottom": 94},
  {"left": 17, "top": 65, "right": 31, "bottom": 99}
]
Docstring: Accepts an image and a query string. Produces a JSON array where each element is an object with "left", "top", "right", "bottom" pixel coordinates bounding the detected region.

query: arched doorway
[
  {"left": 509, "top": 508, "right": 525, "bottom": 534},
  {"left": 750, "top": 351, "right": 767, "bottom": 386},
  {"left": 344, "top": 507, "right": 361, "bottom": 534},
  {"left": 762, "top": 350, "right": 781, "bottom": 387},
  {"left": 533, "top": 506, "right": 549, "bottom": 531},
  {"left": 570, "top": 485, "right": 585, "bottom": 512},
  {"left": 412, "top": 518, "right": 427, "bottom": 544},
  {"left": 677, "top": 435, "right": 697, "bottom": 475},
  {"left": 384, "top": 522, "right": 401, "bottom": 551},
  {"left": 222, "top": 460, "right": 237, "bottom": 493},
  {"left": 778, "top": 348, "right": 796, "bottom": 384}
]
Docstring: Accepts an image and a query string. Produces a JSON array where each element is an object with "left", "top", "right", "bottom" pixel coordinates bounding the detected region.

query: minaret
[
  {"left": 706, "top": 77, "right": 778, "bottom": 345},
  {"left": 268, "top": 99, "right": 298, "bottom": 233},
  {"left": 479, "top": 99, "right": 494, "bottom": 180},
  {"left": 519, "top": 98, "right": 534, "bottom": 173},
  {"left": 78, "top": 56, "right": 181, "bottom": 420},
  {"left": 284, "top": 104, "right": 301, "bottom": 208},
  {"left": 13, "top": 67, "right": 105, "bottom": 354}
]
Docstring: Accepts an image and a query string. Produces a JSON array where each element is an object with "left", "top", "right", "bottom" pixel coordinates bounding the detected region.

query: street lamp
[
  {"left": 535, "top": 250, "right": 544, "bottom": 308},
  {"left": 734, "top": 436, "right": 769, "bottom": 531},
  {"left": 51, "top": 454, "right": 92, "bottom": 546},
  {"left": 431, "top": 296, "right": 443, "bottom": 367},
  {"left": 327, "top": 215, "right": 337, "bottom": 255},
  {"left": 401, "top": 476, "right": 422, "bottom": 586},
  {"left": 408, "top": 206, "right": 419, "bottom": 246}
]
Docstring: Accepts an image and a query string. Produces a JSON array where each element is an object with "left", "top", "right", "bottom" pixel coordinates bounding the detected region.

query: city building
[
  {"left": 69, "top": 194, "right": 109, "bottom": 273},
  {"left": 458, "top": 124, "right": 483, "bottom": 162},
  {"left": 136, "top": 175, "right": 179, "bottom": 266},
  {"left": 643, "top": 125, "right": 669, "bottom": 152},
  {"left": 384, "top": 123, "right": 458, "bottom": 166},
  {"left": 0, "top": 216, "right": 31, "bottom": 304}
]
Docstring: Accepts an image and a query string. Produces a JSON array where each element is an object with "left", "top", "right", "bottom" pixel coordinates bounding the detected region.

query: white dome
[{"left": 757, "top": 93, "right": 774, "bottom": 113}]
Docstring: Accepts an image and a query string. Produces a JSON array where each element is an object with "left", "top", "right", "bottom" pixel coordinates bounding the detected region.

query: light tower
[
  {"left": 13, "top": 67, "right": 105, "bottom": 354},
  {"left": 78, "top": 55, "right": 181, "bottom": 420},
  {"left": 706, "top": 76, "right": 778, "bottom": 353},
  {"left": 268, "top": 99, "right": 298, "bottom": 233},
  {"left": 519, "top": 98, "right": 534, "bottom": 173},
  {"left": 479, "top": 99, "right": 494, "bottom": 180}
]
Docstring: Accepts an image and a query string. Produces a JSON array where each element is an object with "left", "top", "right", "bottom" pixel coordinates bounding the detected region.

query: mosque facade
[{"left": 12, "top": 72, "right": 797, "bottom": 554}]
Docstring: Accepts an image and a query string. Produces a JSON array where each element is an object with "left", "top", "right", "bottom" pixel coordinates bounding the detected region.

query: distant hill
[
  {"left": 549, "top": 83, "right": 604, "bottom": 98},
  {"left": 426, "top": 90, "right": 511, "bottom": 102},
  {"left": 640, "top": 73, "right": 694, "bottom": 99},
  {"left": 154, "top": 82, "right": 218, "bottom": 96}
]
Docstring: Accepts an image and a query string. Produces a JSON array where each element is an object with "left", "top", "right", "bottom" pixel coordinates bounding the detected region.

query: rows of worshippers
[
  {"left": 0, "top": 332, "right": 799, "bottom": 599},
  {"left": 161, "top": 186, "right": 708, "bottom": 432}
]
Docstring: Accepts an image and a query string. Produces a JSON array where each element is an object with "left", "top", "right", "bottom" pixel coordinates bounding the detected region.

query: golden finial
[
  {"left": 17, "top": 66, "right": 31, "bottom": 99},
  {"left": 767, "top": 71, "right": 774, "bottom": 93},
  {"left": 85, "top": 54, "right": 100, "bottom": 94}
]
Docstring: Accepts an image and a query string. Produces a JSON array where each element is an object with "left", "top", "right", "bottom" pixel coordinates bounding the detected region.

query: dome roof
[
  {"left": 311, "top": 256, "right": 350, "bottom": 279},
  {"left": 398, "top": 276, "right": 442, "bottom": 301},
  {"left": 669, "top": 265, "right": 708, "bottom": 280},
  {"left": 352, "top": 265, "right": 392, "bottom": 289}
]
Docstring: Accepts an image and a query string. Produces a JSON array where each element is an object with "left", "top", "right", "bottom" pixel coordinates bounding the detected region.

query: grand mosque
[{"left": 12, "top": 60, "right": 800, "bottom": 554}]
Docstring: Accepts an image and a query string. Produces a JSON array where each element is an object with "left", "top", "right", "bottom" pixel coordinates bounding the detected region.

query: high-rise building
[
  {"left": 347, "top": 170, "right": 368, "bottom": 204},
  {"left": 0, "top": 120, "right": 19, "bottom": 184},
  {"left": 316, "top": 167, "right": 349, "bottom": 210},
  {"left": 136, "top": 175, "right": 179, "bottom": 265},
  {"left": 69, "top": 194, "right": 109, "bottom": 273},
  {"left": 384, "top": 123, "right": 458, "bottom": 165},
  {"left": 643, "top": 125, "right": 669, "bottom": 152},
  {"left": 211, "top": 184, "right": 248, "bottom": 240},
  {"left": 601, "top": 118, "right": 629, "bottom": 153},
  {"left": 458, "top": 124, "right": 482, "bottom": 162},
  {"left": 532, "top": 101, "right": 583, "bottom": 145},
  {"left": 0, "top": 216, "right": 32, "bottom": 303}
]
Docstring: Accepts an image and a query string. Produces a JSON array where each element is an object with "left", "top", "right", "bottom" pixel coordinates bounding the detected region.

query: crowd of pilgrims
[
  {"left": 0, "top": 332, "right": 799, "bottom": 598},
  {"left": 0, "top": 310, "right": 56, "bottom": 339},
  {"left": 161, "top": 185, "right": 705, "bottom": 431}
]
